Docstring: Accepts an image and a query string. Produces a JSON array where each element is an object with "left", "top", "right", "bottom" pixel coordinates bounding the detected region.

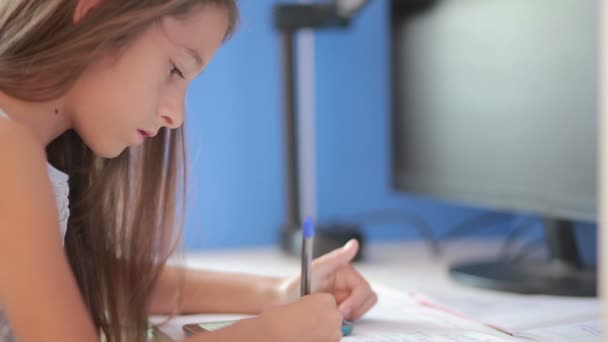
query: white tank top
[{"left": 0, "top": 108, "right": 70, "bottom": 341}]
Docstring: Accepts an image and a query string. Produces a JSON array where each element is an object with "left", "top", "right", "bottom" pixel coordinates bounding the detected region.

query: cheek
[
  {"left": 117, "top": 70, "right": 165, "bottom": 120},
  {"left": 66, "top": 79, "right": 143, "bottom": 157},
  {"left": 66, "top": 52, "right": 166, "bottom": 157},
  {"left": 85, "top": 67, "right": 160, "bottom": 120},
  {"left": 72, "top": 106, "right": 129, "bottom": 158}
]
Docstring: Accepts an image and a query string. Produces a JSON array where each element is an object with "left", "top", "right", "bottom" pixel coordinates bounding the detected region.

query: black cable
[
  {"left": 508, "top": 237, "right": 547, "bottom": 263},
  {"left": 498, "top": 216, "right": 540, "bottom": 259},
  {"left": 343, "top": 209, "right": 531, "bottom": 261},
  {"left": 437, "top": 211, "right": 512, "bottom": 241}
]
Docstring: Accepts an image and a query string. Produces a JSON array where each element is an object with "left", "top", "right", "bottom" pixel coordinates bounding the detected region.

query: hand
[
  {"left": 256, "top": 293, "right": 343, "bottom": 342},
  {"left": 278, "top": 239, "right": 377, "bottom": 321}
]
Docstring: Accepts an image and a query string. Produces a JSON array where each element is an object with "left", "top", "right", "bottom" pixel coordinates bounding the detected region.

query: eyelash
[{"left": 170, "top": 64, "right": 184, "bottom": 79}]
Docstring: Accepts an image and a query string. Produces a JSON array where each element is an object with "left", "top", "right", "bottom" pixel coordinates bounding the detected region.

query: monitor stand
[{"left": 449, "top": 218, "right": 596, "bottom": 297}]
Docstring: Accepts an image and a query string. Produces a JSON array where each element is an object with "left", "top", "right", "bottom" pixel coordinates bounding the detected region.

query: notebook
[{"left": 149, "top": 285, "right": 600, "bottom": 341}]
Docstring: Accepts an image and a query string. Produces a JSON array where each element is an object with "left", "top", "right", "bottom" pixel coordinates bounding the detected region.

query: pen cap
[{"left": 303, "top": 218, "right": 315, "bottom": 238}]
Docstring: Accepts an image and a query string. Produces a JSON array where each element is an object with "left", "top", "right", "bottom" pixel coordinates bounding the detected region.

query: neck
[{"left": 0, "top": 92, "right": 72, "bottom": 146}]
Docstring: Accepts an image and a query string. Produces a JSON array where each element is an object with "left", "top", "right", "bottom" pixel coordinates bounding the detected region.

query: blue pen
[
  {"left": 300, "top": 217, "right": 314, "bottom": 296},
  {"left": 300, "top": 218, "right": 353, "bottom": 336}
]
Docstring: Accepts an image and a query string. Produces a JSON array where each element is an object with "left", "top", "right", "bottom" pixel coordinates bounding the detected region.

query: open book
[{"left": 150, "top": 285, "right": 600, "bottom": 341}]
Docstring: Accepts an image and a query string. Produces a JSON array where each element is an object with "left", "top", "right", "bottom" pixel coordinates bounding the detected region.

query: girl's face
[{"left": 64, "top": 5, "right": 229, "bottom": 158}]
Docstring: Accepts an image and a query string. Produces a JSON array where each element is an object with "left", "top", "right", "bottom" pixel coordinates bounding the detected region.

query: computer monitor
[
  {"left": 391, "top": 0, "right": 597, "bottom": 296},
  {"left": 599, "top": 0, "right": 608, "bottom": 328}
]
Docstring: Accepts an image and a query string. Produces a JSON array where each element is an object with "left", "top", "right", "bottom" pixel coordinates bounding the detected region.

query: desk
[
  {"left": 184, "top": 239, "right": 495, "bottom": 296},
  {"left": 153, "top": 240, "right": 599, "bottom": 340}
]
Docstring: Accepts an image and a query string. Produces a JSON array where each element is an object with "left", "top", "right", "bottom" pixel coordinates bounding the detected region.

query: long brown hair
[{"left": 0, "top": 1, "right": 238, "bottom": 341}]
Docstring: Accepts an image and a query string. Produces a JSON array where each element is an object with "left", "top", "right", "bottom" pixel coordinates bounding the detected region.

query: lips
[{"left": 137, "top": 129, "right": 155, "bottom": 138}]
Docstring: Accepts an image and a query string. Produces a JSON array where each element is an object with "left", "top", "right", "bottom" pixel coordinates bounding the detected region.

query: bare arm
[
  {"left": 0, "top": 121, "right": 98, "bottom": 341},
  {"left": 149, "top": 265, "right": 285, "bottom": 315}
]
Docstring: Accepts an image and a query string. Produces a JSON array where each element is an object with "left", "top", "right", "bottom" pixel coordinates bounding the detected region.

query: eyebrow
[{"left": 186, "top": 47, "right": 204, "bottom": 69}]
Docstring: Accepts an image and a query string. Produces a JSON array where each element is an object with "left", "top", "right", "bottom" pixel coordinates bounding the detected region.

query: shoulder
[
  {"left": 0, "top": 123, "right": 99, "bottom": 342},
  {"left": 0, "top": 118, "right": 47, "bottom": 171},
  {"left": 0, "top": 119, "right": 50, "bottom": 201},
  {"left": 0, "top": 117, "right": 60, "bottom": 242}
]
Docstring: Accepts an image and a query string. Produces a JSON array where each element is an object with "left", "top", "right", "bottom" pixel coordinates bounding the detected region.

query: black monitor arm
[
  {"left": 274, "top": 0, "right": 370, "bottom": 31},
  {"left": 273, "top": 1, "right": 370, "bottom": 260}
]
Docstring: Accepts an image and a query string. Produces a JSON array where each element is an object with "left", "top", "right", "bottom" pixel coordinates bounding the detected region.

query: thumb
[{"left": 313, "top": 239, "right": 359, "bottom": 275}]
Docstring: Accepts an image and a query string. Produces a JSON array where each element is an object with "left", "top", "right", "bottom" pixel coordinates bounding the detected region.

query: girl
[{"left": 0, "top": 1, "right": 377, "bottom": 341}]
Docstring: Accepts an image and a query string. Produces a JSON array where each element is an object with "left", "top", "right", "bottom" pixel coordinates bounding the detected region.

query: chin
[
  {"left": 74, "top": 127, "right": 128, "bottom": 159},
  {"left": 86, "top": 139, "right": 128, "bottom": 159},
  {"left": 97, "top": 149, "right": 126, "bottom": 159}
]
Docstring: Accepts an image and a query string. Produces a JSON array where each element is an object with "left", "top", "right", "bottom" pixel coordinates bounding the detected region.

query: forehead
[{"left": 159, "top": 5, "right": 230, "bottom": 65}]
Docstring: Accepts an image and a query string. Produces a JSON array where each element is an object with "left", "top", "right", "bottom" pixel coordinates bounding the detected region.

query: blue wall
[
  {"left": 182, "top": 0, "right": 597, "bottom": 265},
  {"left": 183, "top": 0, "right": 284, "bottom": 248}
]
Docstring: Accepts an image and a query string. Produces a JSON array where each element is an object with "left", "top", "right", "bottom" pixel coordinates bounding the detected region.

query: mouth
[
  {"left": 137, "top": 129, "right": 155, "bottom": 138},
  {"left": 135, "top": 129, "right": 155, "bottom": 145}
]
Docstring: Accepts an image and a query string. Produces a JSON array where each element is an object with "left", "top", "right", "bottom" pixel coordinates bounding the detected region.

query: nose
[
  {"left": 162, "top": 114, "right": 179, "bottom": 128},
  {"left": 160, "top": 107, "right": 184, "bottom": 130},
  {"left": 159, "top": 86, "right": 186, "bottom": 129}
]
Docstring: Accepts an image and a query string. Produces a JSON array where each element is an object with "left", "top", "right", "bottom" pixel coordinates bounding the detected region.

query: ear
[{"left": 73, "top": 0, "right": 105, "bottom": 23}]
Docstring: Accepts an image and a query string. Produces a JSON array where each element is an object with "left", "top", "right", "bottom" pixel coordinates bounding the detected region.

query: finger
[
  {"left": 330, "top": 264, "right": 369, "bottom": 298},
  {"left": 312, "top": 239, "right": 359, "bottom": 276},
  {"left": 349, "top": 290, "right": 378, "bottom": 321},
  {"left": 337, "top": 282, "right": 372, "bottom": 318},
  {"left": 333, "top": 289, "right": 350, "bottom": 304}
]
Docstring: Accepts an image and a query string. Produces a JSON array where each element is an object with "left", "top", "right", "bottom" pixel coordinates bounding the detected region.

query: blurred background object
[
  {"left": 273, "top": 0, "right": 371, "bottom": 261},
  {"left": 181, "top": 0, "right": 597, "bottom": 296},
  {"left": 391, "top": 0, "right": 597, "bottom": 296}
]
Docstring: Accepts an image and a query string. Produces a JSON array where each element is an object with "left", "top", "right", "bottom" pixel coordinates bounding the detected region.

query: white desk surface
[{"left": 180, "top": 239, "right": 599, "bottom": 332}]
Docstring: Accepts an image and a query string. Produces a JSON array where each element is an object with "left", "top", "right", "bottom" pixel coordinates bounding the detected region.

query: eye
[{"left": 170, "top": 64, "right": 184, "bottom": 79}]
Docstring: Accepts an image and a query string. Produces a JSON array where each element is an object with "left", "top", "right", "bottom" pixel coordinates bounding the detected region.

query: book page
[
  {"left": 338, "top": 286, "right": 517, "bottom": 341},
  {"left": 150, "top": 285, "right": 599, "bottom": 342},
  {"left": 428, "top": 291, "right": 599, "bottom": 331},
  {"left": 514, "top": 320, "right": 601, "bottom": 342},
  {"left": 343, "top": 332, "right": 516, "bottom": 342},
  {"left": 150, "top": 286, "right": 515, "bottom": 341}
]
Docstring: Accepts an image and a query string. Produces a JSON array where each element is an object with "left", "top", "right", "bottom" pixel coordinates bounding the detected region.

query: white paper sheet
[
  {"left": 338, "top": 286, "right": 514, "bottom": 341},
  {"left": 149, "top": 285, "right": 601, "bottom": 342},
  {"left": 514, "top": 320, "right": 601, "bottom": 342},
  {"left": 428, "top": 291, "right": 600, "bottom": 331},
  {"left": 343, "top": 332, "right": 516, "bottom": 342},
  {"left": 150, "top": 286, "right": 511, "bottom": 341}
]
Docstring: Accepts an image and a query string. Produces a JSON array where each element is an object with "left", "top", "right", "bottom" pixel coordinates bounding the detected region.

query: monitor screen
[{"left": 391, "top": 0, "right": 597, "bottom": 222}]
